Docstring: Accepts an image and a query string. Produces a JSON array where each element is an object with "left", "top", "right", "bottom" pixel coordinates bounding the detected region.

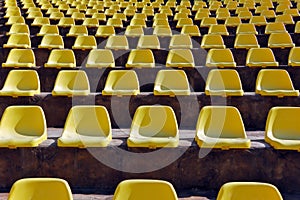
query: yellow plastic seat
[
  {"left": 256, "top": 69, "right": 299, "bottom": 97},
  {"left": 126, "top": 49, "right": 155, "bottom": 68},
  {"left": 208, "top": 24, "right": 229, "bottom": 36},
  {"left": 236, "top": 24, "right": 258, "bottom": 35},
  {"left": 127, "top": 106, "right": 179, "bottom": 148},
  {"left": 4, "top": 9, "right": 21, "bottom": 18},
  {"left": 70, "top": 12, "right": 85, "bottom": 20},
  {"left": 95, "top": 25, "right": 115, "bottom": 37},
  {"left": 294, "top": 21, "right": 300, "bottom": 33},
  {"left": 217, "top": 182, "right": 283, "bottom": 200},
  {"left": 8, "top": 178, "right": 72, "bottom": 200},
  {"left": 86, "top": 49, "right": 115, "bottom": 68},
  {"left": 130, "top": 18, "right": 147, "bottom": 28},
  {"left": 153, "top": 26, "right": 172, "bottom": 36},
  {"left": 284, "top": 8, "right": 299, "bottom": 17},
  {"left": 195, "top": 106, "right": 250, "bottom": 149},
  {"left": 0, "top": 70, "right": 40, "bottom": 97},
  {"left": 265, "top": 22, "right": 287, "bottom": 34},
  {"left": 7, "top": 24, "right": 29, "bottom": 35},
  {"left": 268, "top": 32, "right": 295, "bottom": 48},
  {"left": 66, "top": 8, "right": 79, "bottom": 16},
  {"left": 102, "top": 70, "right": 140, "bottom": 96},
  {"left": 58, "top": 106, "right": 112, "bottom": 148},
  {"left": 49, "top": 12, "right": 64, "bottom": 20},
  {"left": 153, "top": 19, "right": 169, "bottom": 27},
  {"left": 45, "top": 49, "right": 76, "bottom": 68},
  {"left": 255, "top": 5, "right": 270, "bottom": 14},
  {"left": 46, "top": 8, "right": 60, "bottom": 15},
  {"left": 125, "top": 26, "right": 144, "bottom": 37},
  {"left": 72, "top": 35, "right": 97, "bottom": 50},
  {"left": 265, "top": 107, "right": 300, "bottom": 151},
  {"left": 113, "top": 179, "right": 178, "bottom": 200},
  {"left": 216, "top": 11, "right": 230, "bottom": 20},
  {"left": 37, "top": 25, "right": 59, "bottom": 36},
  {"left": 154, "top": 69, "right": 190, "bottom": 96},
  {"left": 169, "top": 35, "right": 192, "bottom": 49},
  {"left": 201, "top": 34, "right": 226, "bottom": 49},
  {"left": 275, "top": 14, "right": 294, "bottom": 24},
  {"left": 112, "top": 13, "right": 127, "bottom": 21},
  {"left": 5, "top": 16, "right": 25, "bottom": 25},
  {"left": 58, "top": 17, "right": 75, "bottom": 27},
  {"left": 38, "top": 34, "right": 64, "bottom": 49},
  {"left": 105, "top": 35, "right": 129, "bottom": 50},
  {"left": 27, "top": 10, "right": 43, "bottom": 19},
  {"left": 107, "top": 18, "right": 123, "bottom": 28},
  {"left": 261, "top": 10, "right": 276, "bottom": 19},
  {"left": 52, "top": 70, "right": 90, "bottom": 96},
  {"left": 67, "top": 25, "right": 88, "bottom": 37},
  {"left": 276, "top": 4, "right": 290, "bottom": 13},
  {"left": 249, "top": 16, "right": 267, "bottom": 26},
  {"left": 246, "top": 48, "right": 279, "bottom": 67},
  {"left": 174, "top": 13, "right": 189, "bottom": 21},
  {"left": 234, "top": 34, "right": 260, "bottom": 49},
  {"left": 181, "top": 25, "right": 201, "bottom": 36},
  {"left": 205, "top": 69, "right": 244, "bottom": 96},
  {"left": 288, "top": 47, "right": 300, "bottom": 66},
  {"left": 92, "top": 13, "right": 106, "bottom": 21},
  {"left": 137, "top": 35, "right": 160, "bottom": 49},
  {"left": 200, "top": 17, "right": 218, "bottom": 27},
  {"left": 176, "top": 18, "right": 193, "bottom": 28},
  {"left": 4, "top": 33, "right": 31, "bottom": 49},
  {"left": 166, "top": 49, "right": 195, "bottom": 68},
  {"left": 82, "top": 18, "right": 99, "bottom": 28},
  {"left": 194, "top": 11, "right": 209, "bottom": 20},
  {"left": 2, "top": 49, "right": 35, "bottom": 68},
  {"left": 206, "top": 49, "right": 236, "bottom": 68},
  {"left": 225, "top": 17, "right": 242, "bottom": 27},
  {"left": 0, "top": 106, "right": 47, "bottom": 148},
  {"left": 238, "top": 11, "right": 253, "bottom": 20}
]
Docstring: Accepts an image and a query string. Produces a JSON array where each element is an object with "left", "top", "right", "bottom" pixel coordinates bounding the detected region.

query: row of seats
[
  {"left": 1, "top": 68, "right": 299, "bottom": 97},
  {"left": 1, "top": 104, "right": 300, "bottom": 151},
  {"left": 4, "top": 47, "right": 300, "bottom": 69},
  {"left": 7, "top": 178, "right": 284, "bottom": 200},
  {"left": 3, "top": 29, "right": 300, "bottom": 49}
]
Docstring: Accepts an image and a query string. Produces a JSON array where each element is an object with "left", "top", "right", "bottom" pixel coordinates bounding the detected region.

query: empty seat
[
  {"left": 126, "top": 49, "right": 155, "bottom": 68},
  {"left": 169, "top": 35, "right": 192, "bottom": 49},
  {"left": 105, "top": 35, "right": 129, "bottom": 50},
  {"left": 236, "top": 24, "right": 258, "bottom": 35},
  {"left": 176, "top": 18, "right": 193, "bottom": 28},
  {"left": 246, "top": 48, "right": 279, "bottom": 67},
  {"left": 8, "top": 178, "right": 72, "bottom": 200},
  {"left": 205, "top": 69, "right": 244, "bottom": 96},
  {"left": 5, "top": 16, "right": 25, "bottom": 25},
  {"left": 261, "top": 10, "right": 276, "bottom": 19},
  {"left": 67, "top": 25, "right": 88, "bottom": 37},
  {"left": 72, "top": 35, "right": 97, "bottom": 50},
  {"left": 102, "top": 70, "right": 140, "bottom": 96},
  {"left": 130, "top": 18, "right": 147, "bottom": 27},
  {"left": 166, "top": 49, "right": 195, "bottom": 68},
  {"left": 82, "top": 18, "right": 99, "bottom": 28},
  {"left": 206, "top": 49, "right": 236, "bottom": 68},
  {"left": 288, "top": 47, "right": 300, "bottom": 66},
  {"left": 238, "top": 11, "right": 253, "bottom": 20},
  {"left": 37, "top": 25, "right": 59, "bottom": 36},
  {"left": 265, "top": 22, "right": 287, "bottom": 34},
  {"left": 2, "top": 49, "right": 35, "bottom": 68},
  {"left": 268, "top": 32, "right": 295, "bottom": 48},
  {"left": 208, "top": 24, "right": 229, "bottom": 36},
  {"left": 200, "top": 17, "right": 218, "bottom": 27},
  {"left": 256, "top": 69, "right": 299, "bottom": 97},
  {"left": 225, "top": 17, "right": 242, "bottom": 27},
  {"left": 153, "top": 19, "right": 170, "bottom": 27},
  {"left": 58, "top": 106, "right": 112, "bottom": 148},
  {"left": 7, "top": 24, "right": 29, "bottom": 35},
  {"left": 95, "top": 25, "right": 115, "bottom": 37},
  {"left": 125, "top": 25, "right": 144, "bottom": 37},
  {"left": 32, "top": 17, "right": 50, "bottom": 27},
  {"left": 38, "top": 34, "right": 64, "bottom": 49},
  {"left": 201, "top": 35, "right": 225, "bottom": 49},
  {"left": 275, "top": 14, "right": 294, "bottom": 24},
  {"left": 153, "top": 26, "right": 172, "bottom": 36},
  {"left": 154, "top": 69, "right": 190, "bottom": 96},
  {"left": 181, "top": 25, "right": 201, "bottom": 36},
  {"left": 113, "top": 180, "right": 178, "bottom": 200},
  {"left": 86, "top": 49, "right": 115, "bottom": 68},
  {"left": 0, "top": 70, "right": 40, "bottom": 97},
  {"left": 0, "top": 106, "right": 47, "bottom": 148},
  {"left": 137, "top": 35, "right": 160, "bottom": 49},
  {"left": 3, "top": 33, "right": 31, "bottom": 48},
  {"left": 58, "top": 17, "right": 75, "bottom": 27},
  {"left": 249, "top": 16, "right": 267, "bottom": 26},
  {"left": 217, "top": 182, "right": 283, "bottom": 200},
  {"left": 107, "top": 18, "right": 123, "bottom": 28},
  {"left": 234, "top": 34, "right": 260, "bottom": 49},
  {"left": 265, "top": 107, "right": 300, "bottom": 151},
  {"left": 127, "top": 106, "right": 179, "bottom": 148},
  {"left": 45, "top": 49, "right": 76, "bottom": 68},
  {"left": 52, "top": 70, "right": 90, "bottom": 96},
  {"left": 195, "top": 106, "right": 250, "bottom": 149}
]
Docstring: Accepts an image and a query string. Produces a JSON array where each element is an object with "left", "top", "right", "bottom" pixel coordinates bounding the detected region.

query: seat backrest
[
  {"left": 127, "top": 49, "right": 154, "bottom": 65},
  {"left": 234, "top": 34, "right": 259, "bottom": 49},
  {"left": 105, "top": 35, "right": 129, "bottom": 49},
  {"left": 246, "top": 48, "right": 276, "bottom": 64},
  {"left": 201, "top": 34, "right": 225, "bottom": 49},
  {"left": 196, "top": 106, "right": 246, "bottom": 138},
  {"left": 86, "top": 49, "right": 115, "bottom": 68},
  {"left": 217, "top": 182, "right": 283, "bottom": 200},
  {"left": 154, "top": 69, "right": 190, "bottom": 91},
  {"left": 130, "top": 106, "right": 178, "bottom": 138},
  {"left": 166, "top": 49, "right": 195, "bottom": 67},
  {"left": 8, "top": 178, "right": 73, "bottom": 200},
  {"left": 2, "top": 70, "right": 40, "bottom": 91},
  {"left": 103, "top": 70, "right": 139, "bottom": 93},
  {"left": 113, "top": 180, "right": 178, "bottom": 200},
  {"left": 48, "top": 49, "right": 76, "bottom": 65}
]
